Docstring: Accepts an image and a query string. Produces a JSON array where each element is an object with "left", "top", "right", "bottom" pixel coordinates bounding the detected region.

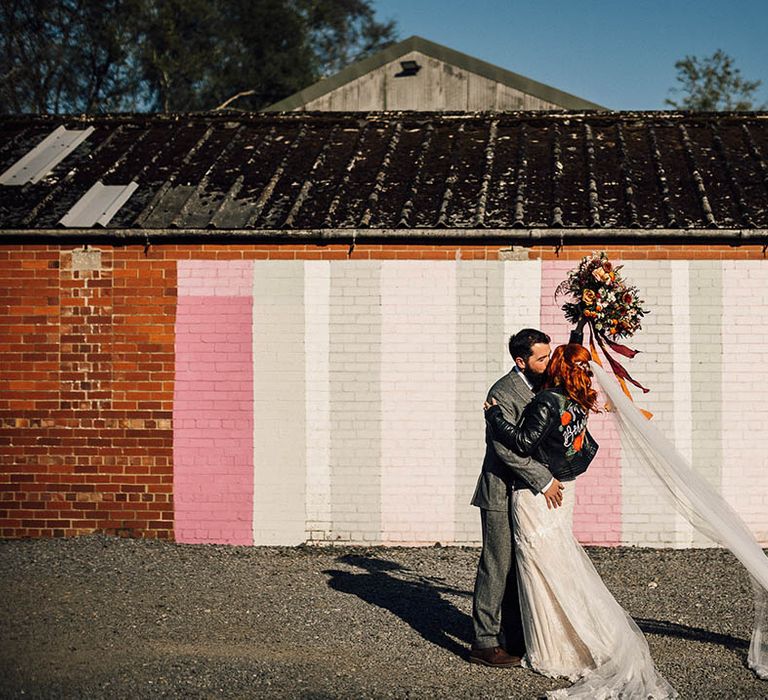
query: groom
[{"left": 469, "top": 328, "right": 566, "bottom": 667}]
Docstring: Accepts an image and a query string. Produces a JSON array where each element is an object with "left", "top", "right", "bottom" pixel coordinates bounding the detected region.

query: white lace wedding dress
[
  {"left": 511, "top": 361, "right": 768, "bottom": 698},
  {"left": 513, "top": 482, "right": 675, "bottom": 699}
]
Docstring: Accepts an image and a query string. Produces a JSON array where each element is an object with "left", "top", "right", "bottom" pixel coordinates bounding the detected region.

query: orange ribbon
[{"left": 588, "top": 326, "right": 652, "bottom": 420}]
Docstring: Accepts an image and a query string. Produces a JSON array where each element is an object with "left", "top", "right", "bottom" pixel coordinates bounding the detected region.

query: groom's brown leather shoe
[{"left": 469, "top": 646, "right": 522, "bottom": 668}]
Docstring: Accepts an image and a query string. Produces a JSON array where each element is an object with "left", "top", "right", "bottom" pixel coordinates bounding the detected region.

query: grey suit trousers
[
  {"left": 470, "top": 369, "right": 551, "bottom": 652},
  {"left": 471, "top": 500, "right": 525, "bottom": 654}
]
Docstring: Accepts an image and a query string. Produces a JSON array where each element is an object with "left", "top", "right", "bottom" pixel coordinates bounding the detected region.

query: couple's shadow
[
  {"left": 635, "top": 617, "right": 748, "bottom": 651},
  {"left": 323, "top": 554, "right": 750, "bottom": 664},
  {"left": 323, "top": 554, "right": 473, "bottom": 657}
]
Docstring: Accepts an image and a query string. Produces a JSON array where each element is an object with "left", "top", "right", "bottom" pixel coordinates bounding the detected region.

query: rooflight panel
[
  {"left": 58, "top": 180, "right": 139, "bottom": 228},
  {"left": 0, "top": 125, "right": 95, "bottom": 186}
]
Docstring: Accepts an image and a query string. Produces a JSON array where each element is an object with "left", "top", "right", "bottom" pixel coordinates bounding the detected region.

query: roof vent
[
  {"left": 59, "top": 181, "right": 139, "bottom": 228},
  {"left": 0, "top": 125, "right": 94, "bottom": 186},
  {"left": 394, "top": 60, "right": 421, "bottom": 77}
]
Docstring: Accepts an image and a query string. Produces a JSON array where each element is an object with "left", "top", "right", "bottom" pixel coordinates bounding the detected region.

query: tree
[
  {"left": 131, "top": 0, "right": 320, "bottom": 112},
  {"left": 0, "top": 0, "right": 144, "bottom": 113},
  {"left": 297, "top": 0, "right": 398, "bottom": 77},
  {"left": 0, "top": 0, "right": 397, "bottom": 114},
  {"left": 132, "top": 0, "right": 222, "bottom": 112},
  {"left": 194, "top": 0, "right": 319, "bottom": 113},
  {"left": 666, "top": 49, "right": 765, "bottom": 111}
]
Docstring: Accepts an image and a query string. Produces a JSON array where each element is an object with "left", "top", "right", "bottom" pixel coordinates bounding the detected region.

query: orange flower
[
  {"left": 573, "top": 431, "right": 584, "bottom": 451},
  {"left": 561, "top": 411, "right": 572, "bottom": 426}
]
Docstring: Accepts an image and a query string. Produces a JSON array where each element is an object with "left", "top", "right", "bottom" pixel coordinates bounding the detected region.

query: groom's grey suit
[{"left": 470, "top": 368, "right": 553, "bottom": 653}]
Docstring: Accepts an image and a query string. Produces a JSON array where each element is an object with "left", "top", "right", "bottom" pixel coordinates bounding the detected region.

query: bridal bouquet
[
  {"left": 556, "top": 251, "right": 650, "bottom": 394},
  {"left": 555, "top": 251, "right": 647, "bottom": 340}
]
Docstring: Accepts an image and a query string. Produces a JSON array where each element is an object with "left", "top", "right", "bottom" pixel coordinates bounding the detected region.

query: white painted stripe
[
  {"left": 616, "top": 261, "right": 681, "bottom": 546},
  {"left": 721, "top": 261, "right": 768, "bottom": 543},
  {"left": 251, "top": 262, "right": 307, "bottom": 545},
  {"left": 670, "top": 260, "right": 694, "bottom": 546},
  {"left": 304, "top": 261, "right": 332, "bottom": 538},
  {"left": 503, "top": 260, "right": 542, "bottom": 341},
  {"left": 380, "top": 261, "right": 457, "bottom": 544}
]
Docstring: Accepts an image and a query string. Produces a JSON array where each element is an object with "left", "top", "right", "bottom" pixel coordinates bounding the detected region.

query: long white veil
[{"left": 590, "top": 361, "right": 768, "bottom": 679}]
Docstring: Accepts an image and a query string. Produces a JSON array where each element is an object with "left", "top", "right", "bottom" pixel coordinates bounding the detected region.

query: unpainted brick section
[{"left": 1, "top": 246, "right": 175, "bottom": 539}]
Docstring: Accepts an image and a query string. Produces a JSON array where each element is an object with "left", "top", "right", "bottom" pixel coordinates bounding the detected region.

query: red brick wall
[
  {"left": 1, "top": 242, "right": 766, "bottom": 539},
  {"left": 1, "top": 246, "right": 175, "bottom": 538}
]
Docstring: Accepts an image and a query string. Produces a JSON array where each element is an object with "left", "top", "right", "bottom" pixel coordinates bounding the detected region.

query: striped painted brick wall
[{"left": 173, "top": 257, "right": 768, "bottom": 547}]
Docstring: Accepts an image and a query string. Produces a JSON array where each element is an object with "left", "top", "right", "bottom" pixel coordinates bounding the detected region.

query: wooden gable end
[{"left": 302, "top": 50, "right": 565, "bottom": 112}]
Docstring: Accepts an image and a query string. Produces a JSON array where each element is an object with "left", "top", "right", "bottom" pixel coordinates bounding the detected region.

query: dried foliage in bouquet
[{"left": 556, "top": 251, "right": 650, "bottom": 395}]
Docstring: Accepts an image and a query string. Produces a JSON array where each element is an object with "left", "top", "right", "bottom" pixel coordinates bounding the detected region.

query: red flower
[
  {"left": 561, "top": 411, "right": 572, "bottom": 426},
  {"left": 573, "top": 432, "right": 584, "bottom": 451}
]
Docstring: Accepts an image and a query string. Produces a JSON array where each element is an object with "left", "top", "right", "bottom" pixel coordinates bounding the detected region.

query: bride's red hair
[{"left": 543, "top": 344, "right": 599, "bottom": 412}]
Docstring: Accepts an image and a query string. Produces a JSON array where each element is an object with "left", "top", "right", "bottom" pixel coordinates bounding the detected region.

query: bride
[
  {"left": 484, "top": 342, "right": 676, "bottom": 699},
  {"left": 485, "top": 341, "right": 768, "bottom": 698}
]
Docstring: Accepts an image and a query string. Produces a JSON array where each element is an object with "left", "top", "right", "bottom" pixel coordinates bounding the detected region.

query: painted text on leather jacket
[{"left": 485, "top": 388, "right": 599, "bottom": 483}]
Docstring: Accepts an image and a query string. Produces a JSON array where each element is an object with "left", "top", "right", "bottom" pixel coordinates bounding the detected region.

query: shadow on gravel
[
  {"left": 323, "top": 555, "right": 473, "bottom": 659},
  {"left": 635, "top": 617, "right": 748, "bottom": 650}
]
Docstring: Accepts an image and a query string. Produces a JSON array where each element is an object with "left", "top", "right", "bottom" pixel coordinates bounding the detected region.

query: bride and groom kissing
[{"left": 468, "top": 327, "right": 676, "bottom": 698}]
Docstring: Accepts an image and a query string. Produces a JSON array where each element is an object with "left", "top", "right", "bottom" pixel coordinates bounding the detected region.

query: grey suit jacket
[{"left": 470, "top": 369, "right": 554, "bottom": 511}]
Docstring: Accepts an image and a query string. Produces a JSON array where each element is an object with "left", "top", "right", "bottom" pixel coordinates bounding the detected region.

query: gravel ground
[{"left": 0, "top": 536, "right": 765, "bottom": 699}]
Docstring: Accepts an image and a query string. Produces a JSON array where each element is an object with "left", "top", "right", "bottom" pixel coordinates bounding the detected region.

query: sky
[{"left": 371, "top": 0, "right": 768, "bottom": 110}]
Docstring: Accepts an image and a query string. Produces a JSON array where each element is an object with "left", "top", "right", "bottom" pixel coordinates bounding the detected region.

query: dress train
[{"left": 513, "top": 483, "right": 676, "bottom": 699}]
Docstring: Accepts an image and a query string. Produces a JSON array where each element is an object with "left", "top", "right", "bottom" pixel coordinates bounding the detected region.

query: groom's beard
[{"left": 524, "top": 368, "right": 546, "bottom": 391}]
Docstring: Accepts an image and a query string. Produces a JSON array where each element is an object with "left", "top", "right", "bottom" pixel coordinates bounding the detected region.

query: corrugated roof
[{"left": 1, "top": 111, "right": 767, "bottom": 240}]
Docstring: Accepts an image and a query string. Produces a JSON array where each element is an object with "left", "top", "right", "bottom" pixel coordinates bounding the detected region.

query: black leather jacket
[{"left": 485, "top": 388, "right": 598, "bottom": 483}]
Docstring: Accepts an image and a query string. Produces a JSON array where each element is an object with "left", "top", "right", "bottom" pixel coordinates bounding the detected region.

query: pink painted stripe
[
  {"left": 174, "top": 295, "right": 254, "bottom": 545},
  {"left": 540, "top": 261, "right": 621, "bottom": 546},
  {"left": 177, "top": 260, "right": 254, "bottom": 297}
]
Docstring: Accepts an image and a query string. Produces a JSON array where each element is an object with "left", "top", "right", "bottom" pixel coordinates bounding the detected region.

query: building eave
[{"left": 2, "top": 227, "right": 766, "bottom": 246}]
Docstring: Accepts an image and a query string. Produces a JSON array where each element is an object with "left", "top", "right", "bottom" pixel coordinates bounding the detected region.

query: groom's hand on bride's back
[{"left": 543, "top": 479, "right": 565, "bottom": 509}]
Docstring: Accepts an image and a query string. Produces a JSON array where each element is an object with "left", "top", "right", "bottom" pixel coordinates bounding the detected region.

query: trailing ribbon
[
  {"left": 590, "top": 323, "right": 649, "bottom": 394},
  {"left": 602, "top": 335, "right": 639, "bottom": 360},
  {"left": 587, "top": 322, "right": 653, "bottom": 420}
]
